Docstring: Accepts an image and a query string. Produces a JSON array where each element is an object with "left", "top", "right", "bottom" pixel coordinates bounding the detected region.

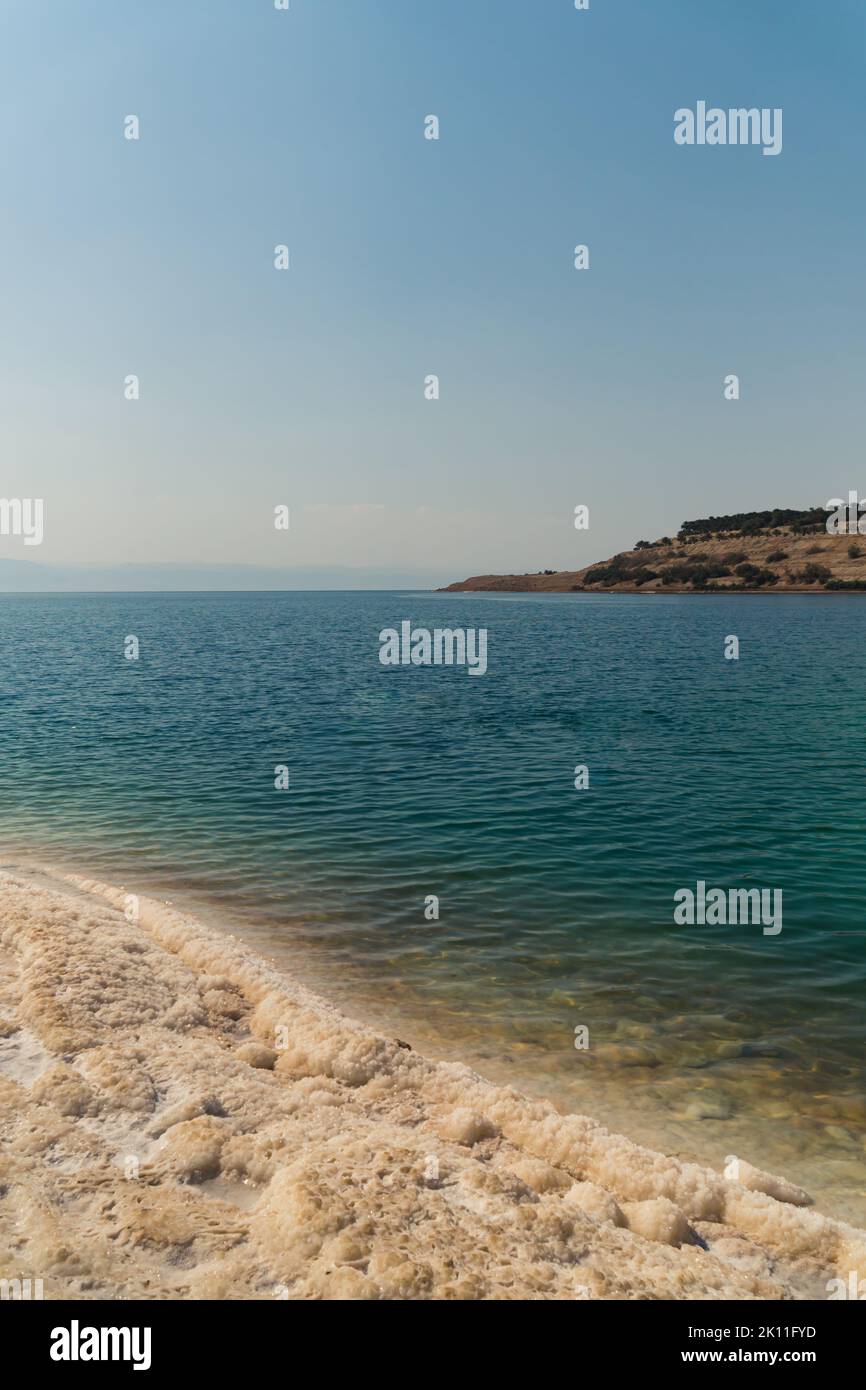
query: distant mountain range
[
  {"left": 441, "top": 509, "right": 866, "bottom": 594},
  {"left": 0, "top": 560, "right": 452, "bottom": 592}
]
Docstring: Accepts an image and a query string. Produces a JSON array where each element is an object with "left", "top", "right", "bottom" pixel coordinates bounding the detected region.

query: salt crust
[{"left": 0, "top": 868, "right": 863, "bottom": 1301}]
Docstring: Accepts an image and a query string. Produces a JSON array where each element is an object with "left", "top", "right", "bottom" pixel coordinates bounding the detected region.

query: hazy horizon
[
  {"left": 0, "top": 499, "right": 840, "bottom": 591},
  {"left": 0, "top": 555, "right": 456, "bottom": 592}
]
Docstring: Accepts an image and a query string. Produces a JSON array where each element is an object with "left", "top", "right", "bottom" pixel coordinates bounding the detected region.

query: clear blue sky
[{"left": 1, "top": 0, "right": 864, "bottom": 584}]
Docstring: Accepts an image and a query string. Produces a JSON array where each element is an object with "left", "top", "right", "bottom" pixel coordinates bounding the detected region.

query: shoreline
[
  {"left": 1, "top": 865, "right": 864, "bottom": 1300},
  {"left": 437, "top": 586, "right": 866, "bottom": 596}
]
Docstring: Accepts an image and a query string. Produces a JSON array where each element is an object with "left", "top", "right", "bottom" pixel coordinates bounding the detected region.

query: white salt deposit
[{"left": 0, "top": 867, "right": 862, "bottom": 1300}]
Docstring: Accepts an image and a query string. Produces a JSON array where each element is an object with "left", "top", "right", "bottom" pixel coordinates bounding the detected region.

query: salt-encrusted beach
[{"left": 0, "top": 867, "right": 863, "bottom": 1301}]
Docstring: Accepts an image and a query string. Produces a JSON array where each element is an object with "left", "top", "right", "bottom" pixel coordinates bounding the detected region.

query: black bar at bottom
[{"left": 5, "top": 1295, "right": 861, "bottom": 1375}]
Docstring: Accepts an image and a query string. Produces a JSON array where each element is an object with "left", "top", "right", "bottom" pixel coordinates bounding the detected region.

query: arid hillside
[{"left": 441, "top": 508, "right": 866, "bottom": 594}]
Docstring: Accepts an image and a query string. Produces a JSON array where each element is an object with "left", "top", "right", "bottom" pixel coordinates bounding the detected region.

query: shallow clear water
[{"left": 1, "top": 591, "right": 864, "bottom": 1220}]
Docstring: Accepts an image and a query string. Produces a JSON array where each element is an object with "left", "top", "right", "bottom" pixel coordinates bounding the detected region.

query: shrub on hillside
[
  {"left": 680, "top": 508, "right": 827, "bottom": 539},
  {"left": 584, "top": 559, "right": 626, "bottom": 586},
  {"left": 662, "top": 560, "right": 731, "bottom": 587},
  {"left": 734, "top": 563, "right": 779, "bottom": 587},
  {"left": 794, "top": 563, "right": 831, "bottom": 584}
]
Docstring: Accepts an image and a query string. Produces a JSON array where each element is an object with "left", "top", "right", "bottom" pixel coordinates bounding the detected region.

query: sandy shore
[{"left": 0, "top": 867, "right": 863, "bottom": 1300}]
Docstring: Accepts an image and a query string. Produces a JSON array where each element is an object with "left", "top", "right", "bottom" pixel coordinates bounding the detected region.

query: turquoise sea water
[{"left": 1, "top": 591, "right": 864, "bottom": 1219}]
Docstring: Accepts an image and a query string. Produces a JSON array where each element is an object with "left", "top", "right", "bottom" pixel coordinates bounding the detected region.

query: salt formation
[{"left": 0, "top": 868, "right": 863, "bottom": 1300}]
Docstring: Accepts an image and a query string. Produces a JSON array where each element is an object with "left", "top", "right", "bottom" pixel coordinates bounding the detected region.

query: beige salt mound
[{"left": 0, "top": 867, "right": 863, "bottom": 1301}]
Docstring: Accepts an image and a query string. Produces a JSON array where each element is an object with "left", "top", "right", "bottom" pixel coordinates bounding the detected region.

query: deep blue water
[{"left": 1, "top": 591, "right": 864, "bottom": 1215}]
